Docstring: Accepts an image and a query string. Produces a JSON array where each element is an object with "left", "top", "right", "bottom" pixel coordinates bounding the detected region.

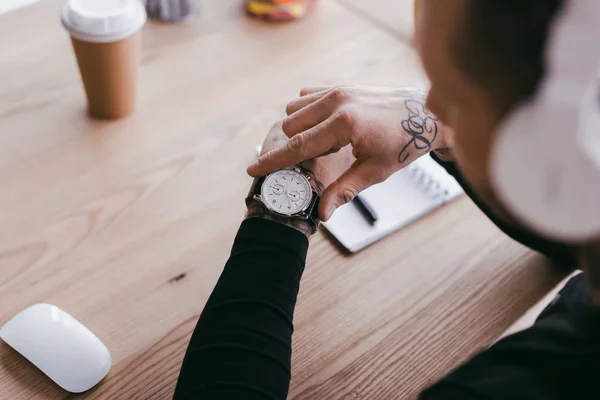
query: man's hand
[
  {"left": 256, "top": 120, "right": 355, "bottom": 196},
  {"left": 247, "top": 85, "right": 452, "bottom": 221},
  {"left": 246, "top": 120, "right": 354, "bottom": 236}
]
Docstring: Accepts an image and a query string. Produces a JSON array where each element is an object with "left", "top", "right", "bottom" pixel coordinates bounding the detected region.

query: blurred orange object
[
  {"left": 246, "top": 0, "right": 318, "bottom": 21},
  {"left": 414, "top": 0, "right": 421, "bottom": 21}
]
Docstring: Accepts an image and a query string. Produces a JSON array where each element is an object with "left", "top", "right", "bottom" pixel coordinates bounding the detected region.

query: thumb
[{"left": 319, "top": 161, "right": 382, "bottom": 221}]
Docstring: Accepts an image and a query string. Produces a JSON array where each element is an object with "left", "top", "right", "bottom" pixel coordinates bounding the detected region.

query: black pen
[{"left": 353, "top": 194, "right": 378, "bottom": 225}]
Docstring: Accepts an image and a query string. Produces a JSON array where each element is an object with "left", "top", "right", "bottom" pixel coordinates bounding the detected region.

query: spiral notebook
[{"left": 323, "top": 154, "right": 464, "bottom": 253}]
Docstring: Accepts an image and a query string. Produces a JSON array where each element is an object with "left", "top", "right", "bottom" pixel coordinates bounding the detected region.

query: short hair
[{"left": 456, "top": 0, "right": 565, "bottom": 112}]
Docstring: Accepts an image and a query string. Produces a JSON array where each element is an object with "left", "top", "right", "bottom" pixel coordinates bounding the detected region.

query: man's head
[{"left": 414, "top": 0, "right": 565, "bottom": 228}]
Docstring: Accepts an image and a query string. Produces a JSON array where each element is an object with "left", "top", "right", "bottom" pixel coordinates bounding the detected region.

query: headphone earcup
[{"left": 491, "top": 100, "right": 600, "bottom": 242}]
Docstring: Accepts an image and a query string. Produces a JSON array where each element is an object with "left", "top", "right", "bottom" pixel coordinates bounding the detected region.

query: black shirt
[
  {"left": 173, "top": 155, "right": 577, "bottom": 399},
  {"left": 173, "top": 218, "right": 308, "bottom": 399}
]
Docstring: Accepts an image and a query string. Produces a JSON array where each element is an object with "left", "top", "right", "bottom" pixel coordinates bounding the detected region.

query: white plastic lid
[{"left": 62, "top": 0, "right": 146, "bottom": 43}]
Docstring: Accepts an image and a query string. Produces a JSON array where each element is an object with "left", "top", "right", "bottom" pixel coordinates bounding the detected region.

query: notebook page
[{"left": 323, "top": 154, "right": 464, "bottom": 253}]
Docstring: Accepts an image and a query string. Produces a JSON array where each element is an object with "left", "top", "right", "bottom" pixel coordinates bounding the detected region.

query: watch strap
[
  {"left": 304, "top": 190, "right": 321, "bottom": 227},
  {"left": 245, "top": 176, "right": 265, "bottom": 207}
]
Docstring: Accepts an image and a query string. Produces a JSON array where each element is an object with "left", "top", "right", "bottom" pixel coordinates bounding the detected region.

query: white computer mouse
[{"left": 0, "top": 303, "right": 111, "bottom": 393}]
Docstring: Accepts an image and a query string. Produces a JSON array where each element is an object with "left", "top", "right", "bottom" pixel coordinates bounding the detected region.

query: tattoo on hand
[
  {"left": 397, "top": 98, "right": 438, "bottom": 164},
  {"left": 273, "top": 134, "right": 288, "bottom": 144}
]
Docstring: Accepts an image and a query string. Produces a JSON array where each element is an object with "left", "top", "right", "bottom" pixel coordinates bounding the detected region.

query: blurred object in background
[
  {"left": 414, "top": 0, "right": 420, "bottom": 22},
  {"left": 246, "top": 0, "right": 318, "bottom": 21},
  {"left": 62, "top": 0, "right": 146, "bottom": 119},
  {"left": 0, "top": 0, "right": 40, "bottom": 15},
  {"left": 145, "top": 0, "right": 201, "bottom": 22}
]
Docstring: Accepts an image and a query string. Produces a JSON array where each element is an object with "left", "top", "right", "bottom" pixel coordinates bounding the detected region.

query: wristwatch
[{"left": 246, "top": 167, "right": 321, "bottom": 228}]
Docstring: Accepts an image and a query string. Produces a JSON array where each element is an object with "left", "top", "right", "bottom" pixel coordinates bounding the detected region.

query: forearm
[{"left": 173, "top": 218, "right": 309, "bottom": 400}]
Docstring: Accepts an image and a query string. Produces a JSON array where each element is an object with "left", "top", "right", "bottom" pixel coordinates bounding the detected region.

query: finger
[
  {"left": 286, "top": 89, "right": 331, "bottom": 115},
  {"left": 282, "top": 95, "right": 335, "bottom": 138},
  {"left": 247, "top": 118, "right": 343, "bottom": 177},
  {"left": 299, "top": 85, "right": 333, "bottom": 96},
  {"left": 319, "top": 162, "right": 384, "bottom": 221},
  {"left": 320, "top": 147, "right": 341, "bottom": 156}
]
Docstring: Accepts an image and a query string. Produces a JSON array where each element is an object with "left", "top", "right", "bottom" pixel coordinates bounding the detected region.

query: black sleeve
[
  {"left": 429, "top": 152, "right": 576, "bottom": 267},
  {"left": 173, "top": 218, "right": 309, "bottom": 400}
]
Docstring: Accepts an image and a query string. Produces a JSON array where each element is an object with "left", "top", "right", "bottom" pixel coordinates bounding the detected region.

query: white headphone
[{"left": 491, "top": 0, "right": 600, "bottom": 243}]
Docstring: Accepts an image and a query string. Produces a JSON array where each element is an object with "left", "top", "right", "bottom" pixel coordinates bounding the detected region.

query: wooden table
[{"left": 0, "top": 1, "right": 568, "bottom": 399}]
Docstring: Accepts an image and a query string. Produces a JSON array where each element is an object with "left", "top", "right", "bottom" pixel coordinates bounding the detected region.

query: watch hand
[
  {"left": 285, "top": 179, "right": 292, "bottom": 208},
  {"left": 285, "top": 192, "right": 292, "bottom": 208}
]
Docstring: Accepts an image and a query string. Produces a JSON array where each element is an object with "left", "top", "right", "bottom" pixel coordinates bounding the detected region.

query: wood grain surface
[
  {"left": 0, "top": 1, "right": 568, "bottom": 399},
  {"left": 337, "top": 0, "right": 417, "bottom": 40}
]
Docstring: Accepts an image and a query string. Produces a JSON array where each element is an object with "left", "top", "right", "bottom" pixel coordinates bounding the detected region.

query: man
[{"left": 173, "top": 0, "right": 600, "bottom": 398}]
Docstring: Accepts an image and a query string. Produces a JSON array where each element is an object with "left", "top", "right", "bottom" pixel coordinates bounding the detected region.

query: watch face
[{"left": 261, "top": 170, "right": 313, "bottom": 216}]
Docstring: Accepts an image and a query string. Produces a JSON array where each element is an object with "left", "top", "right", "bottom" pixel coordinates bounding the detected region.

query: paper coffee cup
[
  {"left": 414, "top": 0, "right": 421, "bottom": 21},
  {"left": 62, "top": 0, "right": 147, "bottom": 119}
]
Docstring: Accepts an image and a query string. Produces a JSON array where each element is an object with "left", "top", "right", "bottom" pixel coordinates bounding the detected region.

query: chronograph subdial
[
  {"left": 288, "top": 191, "right": 301, "bottom": 202},
  {"left": 271, "top": 183, "right": 284, "bottom": 195}
]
